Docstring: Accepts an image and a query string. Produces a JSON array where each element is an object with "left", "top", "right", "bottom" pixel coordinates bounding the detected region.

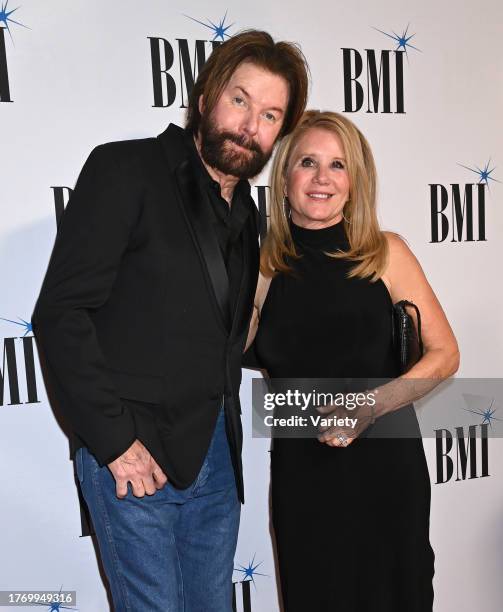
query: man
[{"left": 32, "top": 30, "right": 308, "bottom": 611}]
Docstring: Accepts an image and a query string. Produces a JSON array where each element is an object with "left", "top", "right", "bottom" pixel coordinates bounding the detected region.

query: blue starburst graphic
[
  {"left": 44, "top": 604, "right": 76, "bottom": 612},
  {"left": 183, "top": 10, "right": 234, "bottom": 42},
  {"left": 0, "top": 1, "right": 29, "bottom": 44},
  {"left": 373, "top": 23, "right": 421, "bottom": 55},
  {"left": 458, "top": 159, "right": 500, "bottom": 188},
  {"left": 462, "top": 395, "right": 503, "bottom": 429},
  {"left": 234, "top": 554, "right": 267, "bottom": 588},
  {"left": 0, "top": 316, "right": 32, "bottom": 336}
]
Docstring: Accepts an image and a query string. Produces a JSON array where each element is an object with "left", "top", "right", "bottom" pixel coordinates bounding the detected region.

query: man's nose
[{"left": 242, "top": 110, "right": 259, "bottom": 137}]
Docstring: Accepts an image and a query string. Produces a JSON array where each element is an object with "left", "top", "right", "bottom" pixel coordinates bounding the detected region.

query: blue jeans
[{"left": 76, "top": 408, "right": 240, "bottom": 612}]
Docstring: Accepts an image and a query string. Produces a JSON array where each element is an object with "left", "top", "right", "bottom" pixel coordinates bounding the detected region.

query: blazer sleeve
[{"left": 32, "top": 144, "right": 141, "bottom": 465}]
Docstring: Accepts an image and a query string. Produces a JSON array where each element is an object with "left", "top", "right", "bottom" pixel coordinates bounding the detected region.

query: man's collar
[{"left": 157, "top": 123, "right": 192, "bottom": 172}]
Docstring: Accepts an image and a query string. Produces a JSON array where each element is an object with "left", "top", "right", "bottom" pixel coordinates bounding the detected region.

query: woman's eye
[
  {"left": 300, "top": 157, "right": 315, "bottom": 167},
  {"left": 332, "top": 160, "right": 345, "bottom": 169},
  {"left": 264, "top": 112, "right": 276, "bottom": 122},
  {"left": 233, "top": 96, "right": 245, "bottom": 106}
]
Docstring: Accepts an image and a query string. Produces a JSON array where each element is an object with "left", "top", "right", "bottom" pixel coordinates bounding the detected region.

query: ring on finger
[{"left": 337, "top": 433, "right": 349, "bottom": 446}]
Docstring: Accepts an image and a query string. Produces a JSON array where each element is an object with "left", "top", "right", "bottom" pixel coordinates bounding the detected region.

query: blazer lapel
[
  {"left": 229, "top": 203, "right": 260, "bottom": 339},
  {"left": 173, "top": 159, "right": 231, "bottom": 331}
]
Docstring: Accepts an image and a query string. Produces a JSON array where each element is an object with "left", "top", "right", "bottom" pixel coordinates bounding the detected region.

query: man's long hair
[{"left": 186, "top": 30, "right": 310, "bottom": 138}]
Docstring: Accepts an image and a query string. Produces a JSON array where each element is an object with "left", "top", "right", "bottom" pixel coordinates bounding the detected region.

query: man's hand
[{"left": 107, "top": 439, "right": 168, "bottom": 498}]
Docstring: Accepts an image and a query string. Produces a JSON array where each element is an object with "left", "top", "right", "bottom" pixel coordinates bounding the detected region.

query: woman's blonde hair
[{"left": 261, "top": 110, "right": 388, "bottom": 280}]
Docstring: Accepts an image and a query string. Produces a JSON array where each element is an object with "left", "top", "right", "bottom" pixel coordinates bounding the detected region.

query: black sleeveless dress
[{"left": 254, "top": 221, "right": 434, "bottom": 612}]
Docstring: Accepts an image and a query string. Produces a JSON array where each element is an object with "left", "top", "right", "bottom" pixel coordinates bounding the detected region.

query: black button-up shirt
[{"left": 185, "top": 130, "right": 251, "bottom": 326}]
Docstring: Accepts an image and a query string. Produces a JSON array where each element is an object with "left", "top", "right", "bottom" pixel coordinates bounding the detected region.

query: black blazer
[{"left": 32, "top": 124, "right": 260, "bottom": 503}]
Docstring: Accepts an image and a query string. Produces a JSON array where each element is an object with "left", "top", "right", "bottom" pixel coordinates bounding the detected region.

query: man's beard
[{"left": 198, "top": 113, "right": 273, "bottom": 180}]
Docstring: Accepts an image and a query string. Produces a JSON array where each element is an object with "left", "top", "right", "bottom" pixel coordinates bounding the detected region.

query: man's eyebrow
[{"left": 234, "top": 85, "right": 285, "bottom": 115}]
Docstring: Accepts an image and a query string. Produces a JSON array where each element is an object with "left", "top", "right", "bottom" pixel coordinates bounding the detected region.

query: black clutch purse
[{"left": 392, "top": 300, "right": 423, "bottom": 374}]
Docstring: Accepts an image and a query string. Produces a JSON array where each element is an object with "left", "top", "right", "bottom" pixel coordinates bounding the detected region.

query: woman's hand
[{"left": 316, "top": 397, "right": 375, "bottom": 447}]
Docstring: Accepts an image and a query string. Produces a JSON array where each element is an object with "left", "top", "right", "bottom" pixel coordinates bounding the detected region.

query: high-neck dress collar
[{"left": 290, "top": 220, "right": 349, "bottom": 250}]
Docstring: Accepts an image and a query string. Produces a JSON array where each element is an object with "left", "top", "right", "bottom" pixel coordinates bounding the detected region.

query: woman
[{"left": 246, "top": 111, "right": 459, "bottom": 611}]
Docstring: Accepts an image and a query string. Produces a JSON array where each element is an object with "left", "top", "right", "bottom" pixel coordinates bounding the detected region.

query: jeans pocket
[{"left": 75, "top": 447, "right": 84, "bottom": 485}]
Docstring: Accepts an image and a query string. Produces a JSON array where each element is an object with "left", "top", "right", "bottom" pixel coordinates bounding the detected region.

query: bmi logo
[
  {"left": 0, "top": 1, "right": 28, "bottom": 102},
  {"left": 435, "top": 394, "right": 502, "bottom": 484},
  {"left": 0, "top": 317, "right": 40, "bottom": 406},
  {"left": 342, "top": 24, "right": 420, "bottom": 114},
  {"left": 148, "top": 12, "right": 233, "bottom": 109},
  {"left": 429, "top": 160, "right": 499, "bottom": 242},
  {"left": 232, "top": 554, "right": 267, "bottom": 612}
]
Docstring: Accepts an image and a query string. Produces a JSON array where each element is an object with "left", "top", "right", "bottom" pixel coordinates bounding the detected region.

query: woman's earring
[{"left": 283, "top": 195, "right": 291, "bottom": 219}]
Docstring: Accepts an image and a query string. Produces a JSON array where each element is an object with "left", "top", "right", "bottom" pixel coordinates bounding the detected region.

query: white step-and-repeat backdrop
[{"left": 1, "top": 1, "right": 502, "bottom": 610}]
